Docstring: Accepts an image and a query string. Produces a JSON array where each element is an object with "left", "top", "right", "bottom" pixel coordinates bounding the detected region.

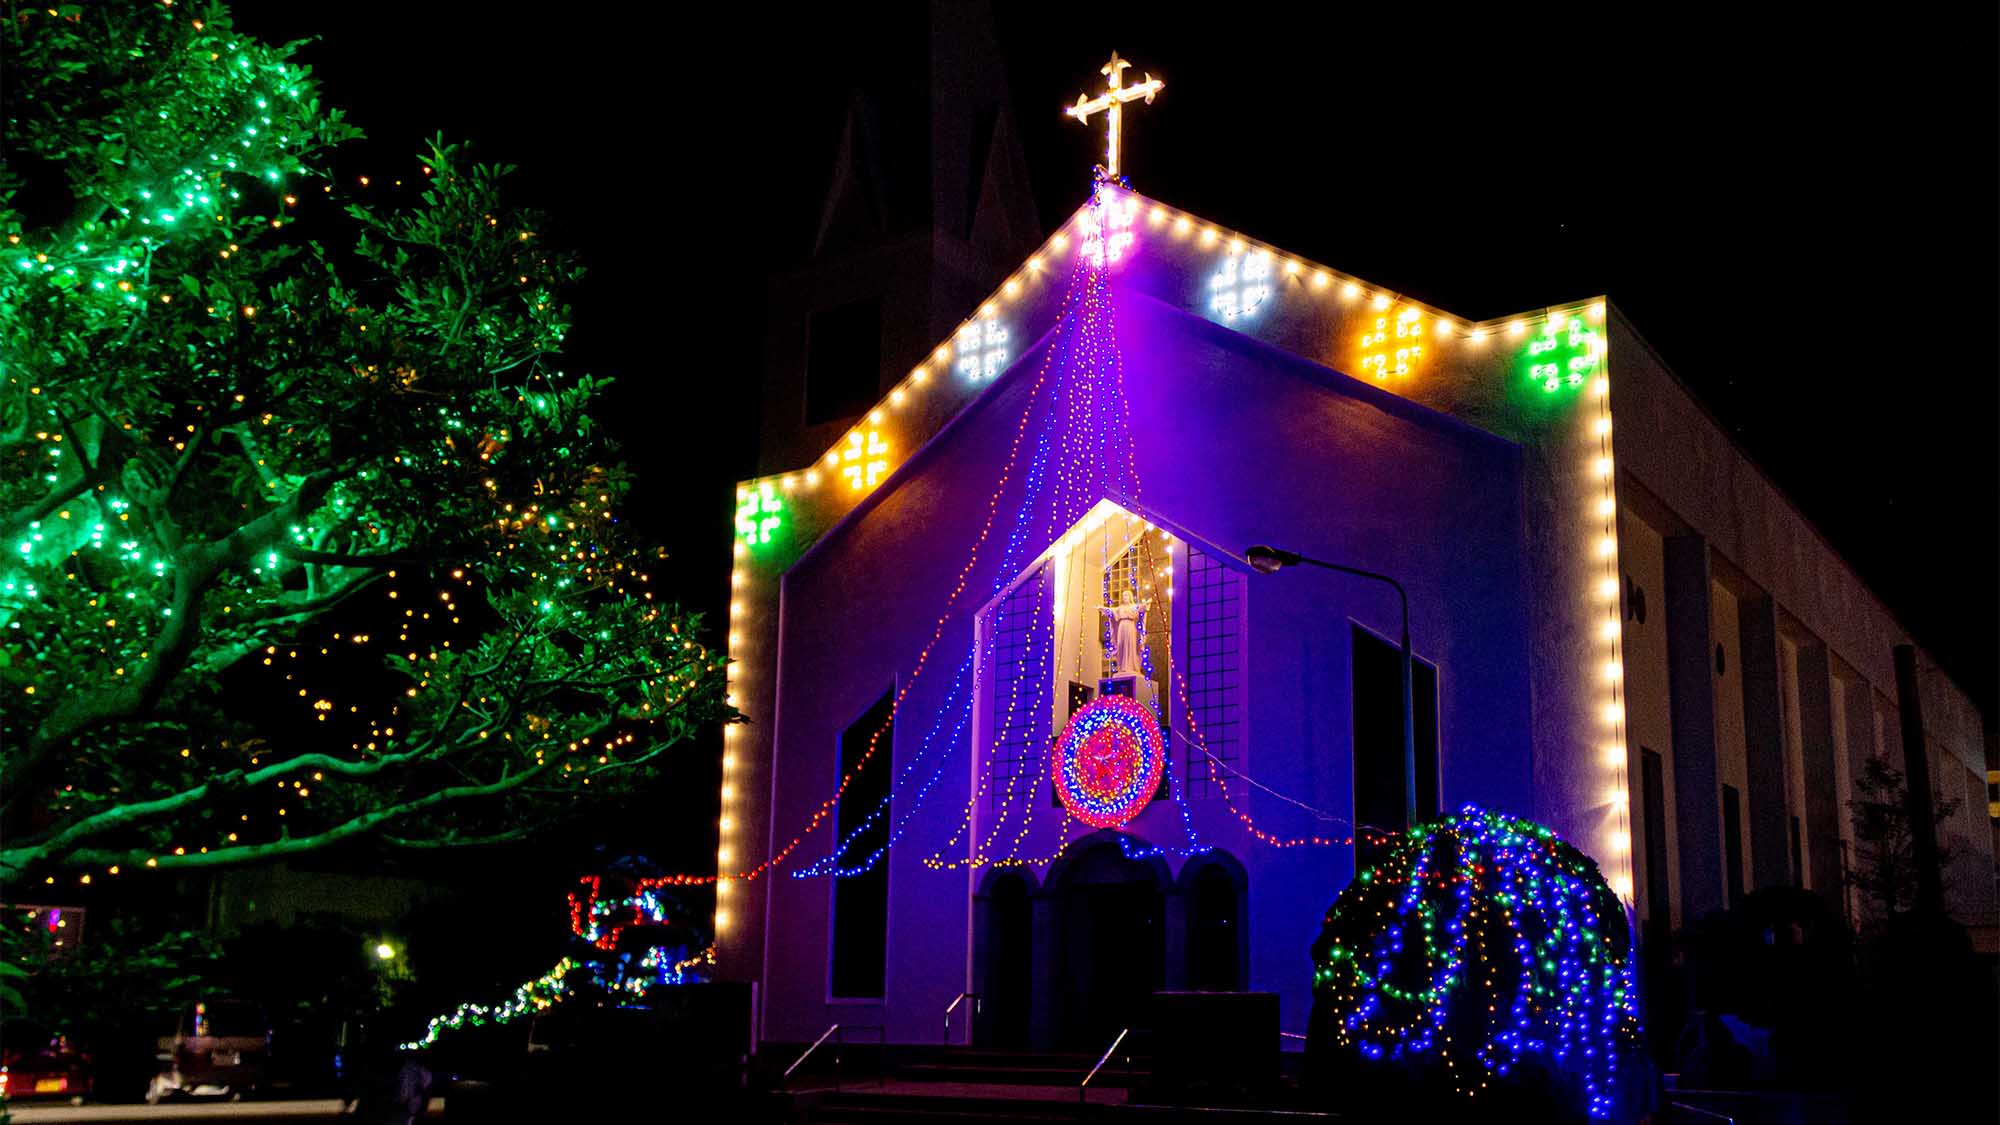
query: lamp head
[{"left": 1245, "top": 545, "right": 1300, "bottom": 575}]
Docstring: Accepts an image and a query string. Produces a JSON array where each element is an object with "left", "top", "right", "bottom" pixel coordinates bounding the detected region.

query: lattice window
[
  {"left": 1101, "top": 536, "right": 1169, "bottom": 685},
  {"left": 988, "top": 565, "right": 1050, "bottom": 810},
  {"left": 1183, "top": 546, "right": 1242, "bottom": 798}
]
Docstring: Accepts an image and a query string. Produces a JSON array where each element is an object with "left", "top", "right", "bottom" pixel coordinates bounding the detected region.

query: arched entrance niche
[
  {"left": 971, "top": 865, "right": 1038, "bottom": 1048},
  {"left": 1041, "top": 831, "right": 1173, "bottom": 1050},
  {"left": 1177, "top": 849, "right": 1249, "bottom": 991}
]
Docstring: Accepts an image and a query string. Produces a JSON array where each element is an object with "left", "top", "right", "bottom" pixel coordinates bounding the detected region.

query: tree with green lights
[{"left": 0, "top": 2, "right": 732, "bottom": 881}]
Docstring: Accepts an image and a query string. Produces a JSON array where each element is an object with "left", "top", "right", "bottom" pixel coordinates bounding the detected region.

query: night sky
[{"left": 229, "top": 0, "right": 1996, "bottom": 782}]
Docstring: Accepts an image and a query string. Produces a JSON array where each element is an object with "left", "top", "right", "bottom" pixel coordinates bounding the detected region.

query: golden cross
[{"left": 1065, "top": 51, "right": 1163, "bottom": 180}]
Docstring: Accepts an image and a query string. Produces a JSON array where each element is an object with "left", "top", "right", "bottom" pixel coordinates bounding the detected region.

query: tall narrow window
[
  {"left": 1722, "top": 784, "right": 1746, "bottom": 908},
  {"left": 831, "top": 689, "right": 894, "bottom": 999},
  {"left": 1789, "top": 815, "right": 1804, "bottom": 889},
  {"left": 1353, "top": 626, "right": 1439, "bottom": 867},
  {"left": 1640, "top": 748, "right": 1671, "bottom": 935},
  {"left": 1183, "top": 546, "right": 1243, "bottom": 798},
  {"left": 805, "top": 297, "right": 882, "bottom": 426},
  {"left": 990, "top": 566, "right": 1050, "bottom": 810}
]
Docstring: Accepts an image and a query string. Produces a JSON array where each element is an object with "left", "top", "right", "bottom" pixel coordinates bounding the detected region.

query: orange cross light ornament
[{"left": 1065, "top": 51, "right": 1163, "bottom": 180}]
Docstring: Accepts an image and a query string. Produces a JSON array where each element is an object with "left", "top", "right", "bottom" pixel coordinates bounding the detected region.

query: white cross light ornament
[{"left": 1065, "top": 51, "right": 1163, "bottom": 180}]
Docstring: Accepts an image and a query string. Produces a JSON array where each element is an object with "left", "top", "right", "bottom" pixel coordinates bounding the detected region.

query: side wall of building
[{"left": 1609, "top": 311, "right": 1995, "bottom": 929}]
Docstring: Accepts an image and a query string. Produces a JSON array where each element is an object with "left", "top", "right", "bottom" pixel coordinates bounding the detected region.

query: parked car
[
  {"left": 0, "top": 1021, "right": 92, "bottom": 1103},
  {"left": 146, "top": 999, "right": 270, "bottom": 1101}
]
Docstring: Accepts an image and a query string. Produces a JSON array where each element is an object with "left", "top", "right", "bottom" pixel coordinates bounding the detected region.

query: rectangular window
[
  {"left": 1839, "top": 839, "right": 1854, "bottom": 926},
  {"left": 989, "top": 567, "right": 1050, "bottom": 811},
  {"left": 1640, "top": 748, "right": 1671, "bottom": 935},
  {"left": 1722, "top": 784, "right": 1746, "bottom": 908},
  {"left": 1789, "top": 815, "right": 1804, "bottom": 888},
  {"left": 805, "top": 297, "right": 882, "bottom": 426},
  {"left": 1353, "top": 626, "right": 1439, "bottom": 867},
  {"left": 830, "top": 689, "right": 894, "bottom": 999},
  {"left": 1183, "top": 546, "right": 1243, "bottom": 798}
]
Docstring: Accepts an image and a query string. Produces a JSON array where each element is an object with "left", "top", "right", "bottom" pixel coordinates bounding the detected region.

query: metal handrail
[
  {"left": 781, "top": 1023, "right": 841, "bottom": 1087},
  {"left": 1078, "top": 1027, "right": 1129, "bottom": 1104},
  {"left": 942, "top": 992, "right": 982, "bottom": 1045},
  {"left": 1669, "top": 1103, "right": 1737, "bottom": 1125}
]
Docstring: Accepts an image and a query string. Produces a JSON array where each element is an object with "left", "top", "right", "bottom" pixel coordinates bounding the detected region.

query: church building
[{"left": 715, "top": 37, "right": 1995, "bottom": 1053}]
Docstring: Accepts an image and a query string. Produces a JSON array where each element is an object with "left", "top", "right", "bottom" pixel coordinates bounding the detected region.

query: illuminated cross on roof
[{"left": 1065, "top": 51, "right": 1163, "bottom": 181}]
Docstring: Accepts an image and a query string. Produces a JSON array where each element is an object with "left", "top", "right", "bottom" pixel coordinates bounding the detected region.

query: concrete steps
[
  {"left": 784, "top": 1044, "right": 1335, "bottom": 1124},
  {"left": 893, "top": 1047, "right": 1147, "bottom": 1088}
]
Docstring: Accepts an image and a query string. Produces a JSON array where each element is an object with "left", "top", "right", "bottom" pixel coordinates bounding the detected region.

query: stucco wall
[
  {"left": 1710, "top": 582, "right": 1752, "bottom": 898},
  {"left": 1618, "top": 508, "right": 1681, "bottom": 928},
  {"left": 1608, "top": 312, "right": 1995, "bottom": 926}
]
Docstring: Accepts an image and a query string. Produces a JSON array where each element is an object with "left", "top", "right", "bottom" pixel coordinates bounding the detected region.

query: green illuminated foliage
[{"left": 0, "top": 2, "right": 733, "bottom": 880}]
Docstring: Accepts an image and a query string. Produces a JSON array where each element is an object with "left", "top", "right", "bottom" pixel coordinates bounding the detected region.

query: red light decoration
[{"left": 1052, "top": 694, "right": 1163, "bottom": 829}]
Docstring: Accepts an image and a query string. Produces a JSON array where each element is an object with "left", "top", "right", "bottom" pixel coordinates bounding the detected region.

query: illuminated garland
[
  {"left": 403, "top": 875, "right": 713, "bottom": 1050},
  {"left": 401, "top": 957, "right": 575, "bottom": 1050},
  {"left": 1052, "top": 695, "right": 1163, "bottom": 829},
  {"left": 1311, "top": 806, "right": 1641, "bottom": 1118}
]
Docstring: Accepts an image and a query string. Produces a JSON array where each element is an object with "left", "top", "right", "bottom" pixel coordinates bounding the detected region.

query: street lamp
[
  {"left": 1244, "top": 544, "right": 1419, "bottom": 830},
  {"left": 373, "top": 942, "right": 397, "bottom": 962}
]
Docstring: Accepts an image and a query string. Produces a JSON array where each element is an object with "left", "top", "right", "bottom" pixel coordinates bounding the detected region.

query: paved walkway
[
  {"left": 786, "top": 1078, "right": 1127, "bottom": 1105},
  {"left": 9, "top": 1100, "right": 446, "bottom": 1123}
]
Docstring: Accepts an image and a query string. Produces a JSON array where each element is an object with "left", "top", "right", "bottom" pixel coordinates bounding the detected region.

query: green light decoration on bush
[
  {"left": 1311, "top": 806, "right": 1643, "bottom": 1119},
  {"left": 1519, "top": 314, "right": 1603, "bottom": 393}
]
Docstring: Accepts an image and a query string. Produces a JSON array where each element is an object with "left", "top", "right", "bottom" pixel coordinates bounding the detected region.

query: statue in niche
[{"left": 1098, "top": 587, "right": 1145, "bottom": 678}]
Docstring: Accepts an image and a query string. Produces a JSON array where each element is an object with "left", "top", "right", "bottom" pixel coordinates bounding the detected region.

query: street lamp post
[{"left": 1245, "top": 544, "right": 1418, "bottom": 830}]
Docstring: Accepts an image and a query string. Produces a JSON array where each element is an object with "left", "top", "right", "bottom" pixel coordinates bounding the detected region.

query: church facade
[{"left": 715, "top": 167, "right": 1994, "bottom": 1048}]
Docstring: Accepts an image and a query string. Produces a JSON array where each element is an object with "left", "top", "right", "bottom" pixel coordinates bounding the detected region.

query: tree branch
[
  {"left": 382, "top": 828, "right": 530, "bottom": 850},
  {"left": 19, "top": 759, "right": 554, "bottom": 876},
  {"left": 273, "top": 543, "right": 420, "bottom": 568},
  {"left": 5, "top": 471, "right": 339, "bottom": 803}
]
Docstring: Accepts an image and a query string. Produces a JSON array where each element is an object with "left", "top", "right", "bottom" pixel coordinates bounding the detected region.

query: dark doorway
[
  {"left": 1186, "top": 864, "right": 1242, "bottom": 991},
  {"left": 986, "top": 871, "right": 1032, "bottom": 1048},
  {"left": 1071, "top": 882, "right": 1162, "bottom": 1046},
  {"left": 1051, "top": 842, "right": 1165, "bottom": 1050}
]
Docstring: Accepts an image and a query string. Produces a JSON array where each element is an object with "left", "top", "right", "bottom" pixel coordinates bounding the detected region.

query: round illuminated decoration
[{"left": 1052, "top": 695, "right": 1165, "bottom": 829}]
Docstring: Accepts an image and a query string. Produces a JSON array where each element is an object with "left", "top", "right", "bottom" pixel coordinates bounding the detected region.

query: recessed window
[
  {"left": 1639, "top": 748, "right": 1670, "bottom": 934},
  {"left": 1722, "top": 784, "right": 1745, "bottom": 907},
  {"left": 1353, "top": 626, "right": 1440, "bottom": 868},
  {"left": 1184, "top": 546, "right": 1243, "bottom": 798},
  {"left": 1715, "top": 644, "right": 1727, "bottom": 677},
  {"left": 805, "top": 297, "right": 882, "bottom": 426},
  {"left": 830, "top": 688, "right": 893, "bottom": 999}
]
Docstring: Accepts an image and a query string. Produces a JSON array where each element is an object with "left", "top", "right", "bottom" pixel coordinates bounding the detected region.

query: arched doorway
[
  {"left": 1045, "top": 834, "right": 1170, "bottom": 1049},
  {"left": 1180, "top": 851, "right": 1248, "bottom": 991},
  {"left": 973, "top": 868, "right": 1035, "bottom": 1048}
]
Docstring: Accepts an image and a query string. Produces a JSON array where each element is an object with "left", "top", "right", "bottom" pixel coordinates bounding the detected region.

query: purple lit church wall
[{"left": 754, "top": 287, "right": 1532, "bottom": 1044}]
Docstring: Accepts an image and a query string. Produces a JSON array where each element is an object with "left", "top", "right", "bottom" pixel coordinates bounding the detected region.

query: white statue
[{"left": 1099, "top": 587, "right": 1144, "bottom": 677}]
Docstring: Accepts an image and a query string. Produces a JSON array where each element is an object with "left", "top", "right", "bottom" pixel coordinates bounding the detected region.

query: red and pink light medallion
[{"left": 1052, "top": 694, "right": 1164, "bottom": 829}]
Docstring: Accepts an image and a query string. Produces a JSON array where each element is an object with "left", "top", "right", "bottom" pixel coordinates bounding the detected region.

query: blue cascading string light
[
  {"left": 795, "top": 180, "right": 1335, "bottom": 878},
  {"left": 1311, "top": 806, "right": 1642, "bottom": 1118}
]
